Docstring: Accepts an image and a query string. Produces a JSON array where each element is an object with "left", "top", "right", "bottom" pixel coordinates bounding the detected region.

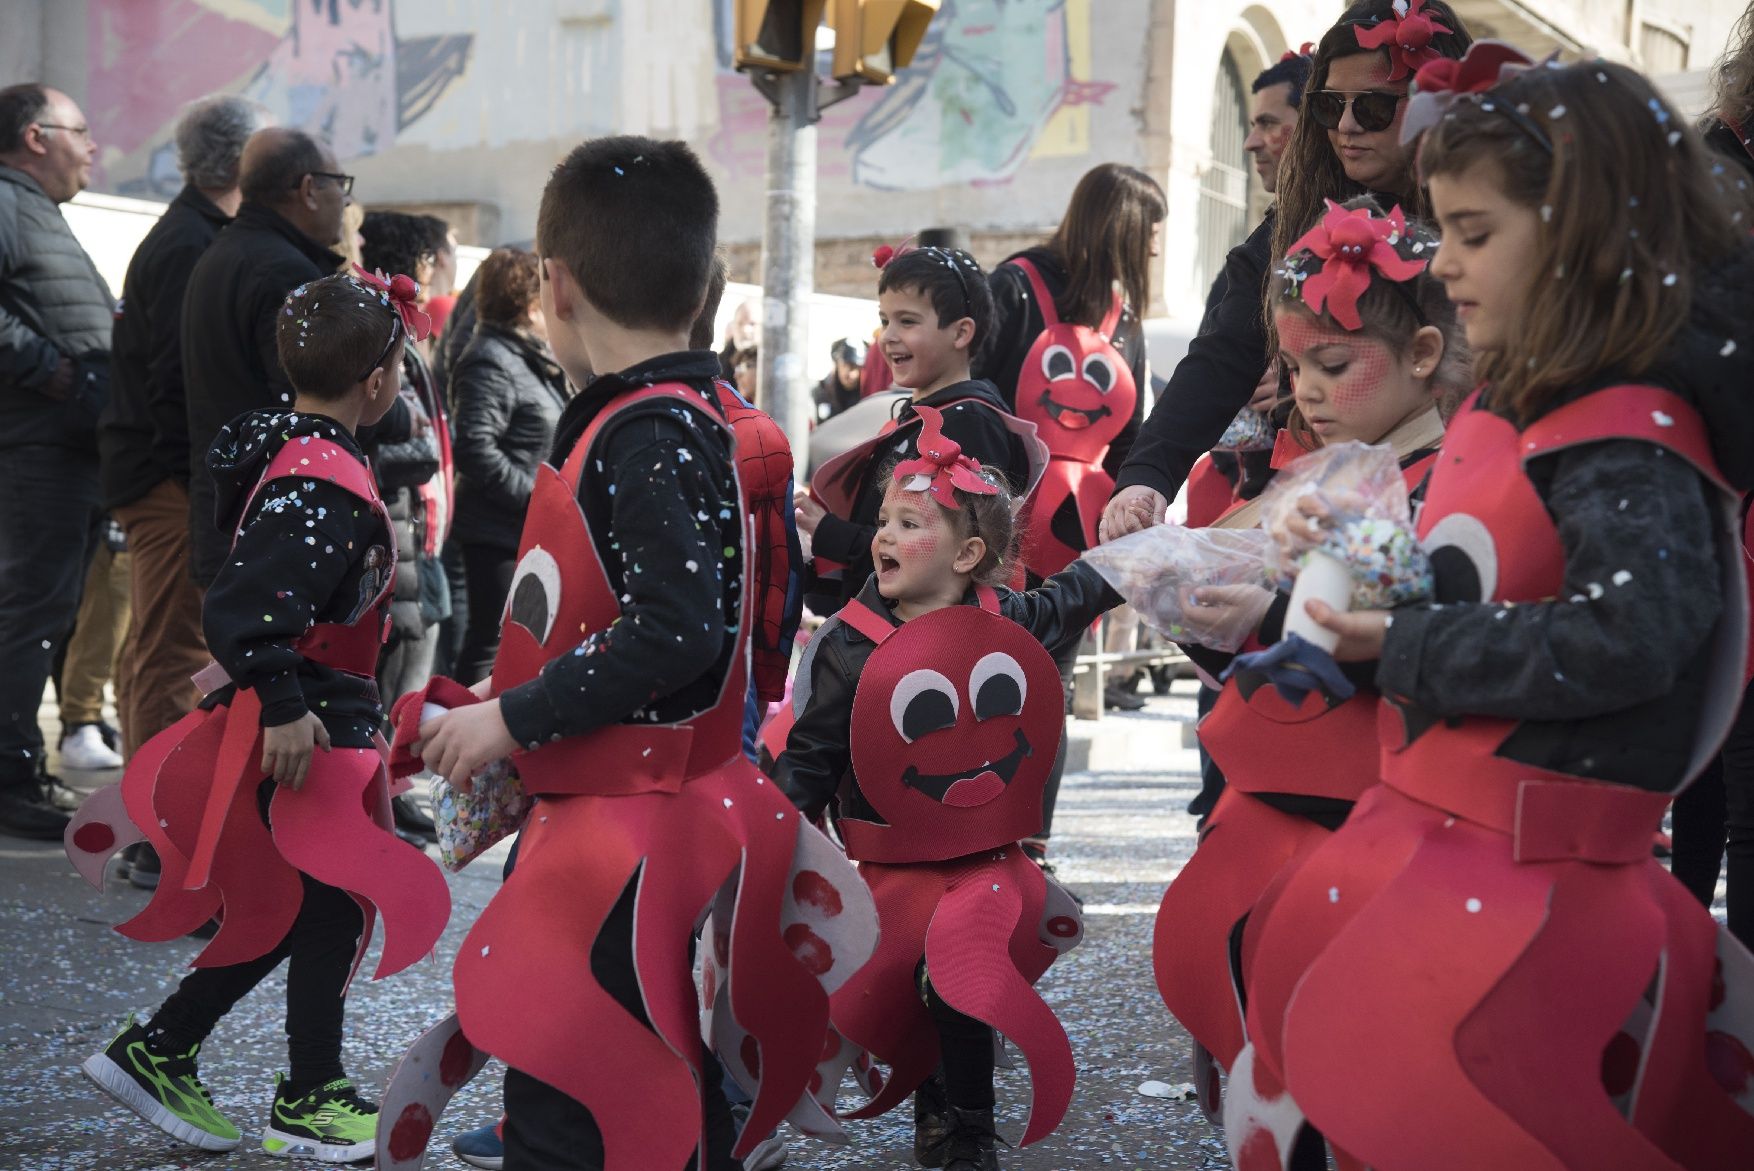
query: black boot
[
  {"left": 913, "top": 1071, "right": 951, "bottom": 1167},
  {"left": 0, "top": 780, "right": 70, "bottom": 840},
  {"left": 942, "top": 1105, "right": 1001, "bottom": 1171}
]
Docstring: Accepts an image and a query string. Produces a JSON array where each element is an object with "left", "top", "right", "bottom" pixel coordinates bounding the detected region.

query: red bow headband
[
  {"left": 892, "top": 404, "right": 1000, "bottom": 510},
  {"left": 351, "top": 264, "right": 433, "bottom": 343},
  {"left": 1355, "top": 0, "right": 1453, "bottom": 82},
  {"left": 1400, "top": 40, "right": 1550, "bottom": 152},
  {"left": 1281, "top": 201, "right": 1427, "bottom": 332}
]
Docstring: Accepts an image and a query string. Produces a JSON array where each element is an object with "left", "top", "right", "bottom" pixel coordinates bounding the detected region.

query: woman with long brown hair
[{"left": 1101, "top": 0, "right": 1470, "bottom": 542}]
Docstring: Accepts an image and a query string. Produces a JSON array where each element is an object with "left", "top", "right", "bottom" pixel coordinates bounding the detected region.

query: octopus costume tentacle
[
  {"left": 1231, "top": 389, "right": 1754, "bottom": 1170},
  {"left": 1152, "top": 455, "right": 1436, "bottom": 1104},
  {"left": 65, "top": 438, "right": 451, "bottom": 981},
  {"left": 1006, "top": 257, "right": 1138, "bottom": 579},
  {"left": 806, "top": 591, "right": 1083, "bottom": 1146},
  {"left": 427, "top": 384, "right": 874, "bottom": 1170}
]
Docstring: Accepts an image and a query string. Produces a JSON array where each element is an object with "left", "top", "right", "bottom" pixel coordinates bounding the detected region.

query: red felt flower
[
  {"left": 1281, "top": 42, "right": 1314, "bottom": 63},
  {"left": 1412, "top": 40, "right": 1533, "bottom": 99},
  {"left": 352, "top": 263, "right": 433, "bottom": 341},
  {"left": 891, "top": 404, "right": 1000, "bottom": 510},
  {"left": 1354, "top": 0, "right": 1453, "bottom": 81},
  {"left": 1284, "top": 201, "right": 1428, "bottom": 332}
]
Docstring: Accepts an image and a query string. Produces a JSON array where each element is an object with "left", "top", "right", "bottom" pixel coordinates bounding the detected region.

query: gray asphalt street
[{"left": 0, "top": 685, "right": 1227, "bottom": 1170}]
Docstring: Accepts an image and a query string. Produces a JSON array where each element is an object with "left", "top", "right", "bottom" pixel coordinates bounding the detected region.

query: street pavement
[{"left": 0, "top": 684, "right": 1230, "bottom": 1170}]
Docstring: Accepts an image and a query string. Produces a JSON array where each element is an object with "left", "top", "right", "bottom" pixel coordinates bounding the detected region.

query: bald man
[{"left": 0, "top": 83, "right": 115, "bottom": 838}]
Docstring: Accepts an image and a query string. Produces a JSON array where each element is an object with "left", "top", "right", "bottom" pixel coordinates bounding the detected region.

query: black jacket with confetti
[
  {"left": 495, "top": 350, "right": 745, "bottom": 751},
  {"left": 200, "top": 410, "right": 394, "bottom": 748}
]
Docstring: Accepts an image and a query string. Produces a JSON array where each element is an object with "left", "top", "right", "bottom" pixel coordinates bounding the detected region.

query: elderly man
[
  {"left": 98, "top": 94, "right": 269, "bottom": 883},
  {"left": 0, "top": 83, "right": 113, "bottom": 839},
  {"left": 180, "top": 127, "right": 353, "bottom": 588}
]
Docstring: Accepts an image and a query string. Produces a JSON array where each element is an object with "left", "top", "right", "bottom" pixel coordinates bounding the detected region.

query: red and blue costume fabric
[
  {"left": 1004, "top": 257, "right": 1138, "bottom": 579},
  {"left": 381, "top": 384, "right": 875, "bottom": 1169},
  {"left": 65, "top": 436, "right": 450, "bottom": 984},
  {"left": 1226, "top": 387, "right": 1754, "bottom": 1170}
]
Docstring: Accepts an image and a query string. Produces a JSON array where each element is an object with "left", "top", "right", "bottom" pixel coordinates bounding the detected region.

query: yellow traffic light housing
[
  {"left": 734, "top": 0, "right": 829, "bottom": 73},
  {"left": 828, "top": 0, "right": 940, "bottom": 85}
]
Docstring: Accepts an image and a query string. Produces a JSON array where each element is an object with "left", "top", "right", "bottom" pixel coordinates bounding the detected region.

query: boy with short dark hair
[
  {"left": 79, "top": 269, "right": 450, "bottom": 1163},
  {"left": 415, "top": 136, "right": 841, "bottom": 1171}
]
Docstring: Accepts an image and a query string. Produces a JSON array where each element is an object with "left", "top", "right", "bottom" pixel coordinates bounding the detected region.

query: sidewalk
[{"left": 0, "top": 684, "right": 1222, "bottom": 1170}]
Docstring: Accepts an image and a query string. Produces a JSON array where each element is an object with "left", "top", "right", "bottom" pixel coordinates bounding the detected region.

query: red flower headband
[
  {"left": 1400, "top": 40, "right": 1549, "bottom": 151},
  {"left": 1283, "top": 201, "right": 1427, "bottom": 332},
  {"left": 1355, "top": 0, "right": 1453, "bottom": 82},
  {"left": 351, "top": 263, "right": 433, "bottom": 342},
  {"left": 892, "top": 404, "right": 1000, "bottom": 510}
]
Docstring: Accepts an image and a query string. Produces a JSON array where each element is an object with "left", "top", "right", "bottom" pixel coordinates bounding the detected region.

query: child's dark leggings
[
  {"left": 501, "top": 879, "right": 738, "bottom": 1171},
  {"left": 145, "top": 870, "right": 363, "bottom": 1091},
  {"left": 921, "top": 964, "right": 997, "bottom": 1111}
]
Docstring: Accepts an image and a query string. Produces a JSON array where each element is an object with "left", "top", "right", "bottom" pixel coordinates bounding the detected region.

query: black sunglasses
[
  {"left": 308, "top": 171, "right": 355, "bottom": 196},
  {"left": 1308, "top": 89, "right": 1406, "bottom": 133}
]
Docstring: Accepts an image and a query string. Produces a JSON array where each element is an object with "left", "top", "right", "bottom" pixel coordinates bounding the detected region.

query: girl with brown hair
[
  {"left": 1102, "top": 0, "right": 1470, "bottom": 542},
  {"left": 1228, "top": 48, "right": 1754, "bottom": 1168}
]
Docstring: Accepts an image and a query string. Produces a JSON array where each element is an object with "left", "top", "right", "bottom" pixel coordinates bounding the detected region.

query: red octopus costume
[
  {"left": 63, "top": 433, "right": 451, "bottom": 985},
  {"left": 1005, "top": 256, "right": 1137, "bottom": 578},
  {"left": 1224, "top": 386, "right": 1754, "bottom": 1170},
  {"left": 377, "top": 383, "right": 877, "bottom": 1170}
]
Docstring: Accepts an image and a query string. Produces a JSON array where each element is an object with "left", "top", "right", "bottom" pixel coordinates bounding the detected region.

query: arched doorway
[{"left": 1195, "top": 51, "right": 1250, "bottom": 298}]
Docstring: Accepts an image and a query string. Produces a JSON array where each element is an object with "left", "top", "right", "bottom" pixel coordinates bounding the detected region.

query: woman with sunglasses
[{"left": 1101, "top": 0, "right": 1470, "bottom": 543}]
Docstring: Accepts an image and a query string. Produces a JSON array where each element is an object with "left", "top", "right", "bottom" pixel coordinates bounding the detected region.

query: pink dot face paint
[
  {"left": 873, "top": 479, "right": 969, "bottom": 607},
  {"left": 1275, "top": 308, "right": 1432, "bottom": 446}
]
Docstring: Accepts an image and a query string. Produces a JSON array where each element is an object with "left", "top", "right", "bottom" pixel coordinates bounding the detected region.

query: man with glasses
[
  {"left": 180, "top": 127, "right": 367, "bottom": 589},
  {"left": 0, "top": 83, "right": 115, "bottom": 838}
]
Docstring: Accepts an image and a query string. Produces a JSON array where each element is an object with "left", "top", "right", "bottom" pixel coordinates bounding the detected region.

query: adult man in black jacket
[
  {"left": 0, "top": 83, "right": 113, "bottom": 839},
  {"left": 102, "top": 96, "right": 267, "bottom": 769},
  {"left": 180, "top": 127, "right": 352, "bottom": 588}
]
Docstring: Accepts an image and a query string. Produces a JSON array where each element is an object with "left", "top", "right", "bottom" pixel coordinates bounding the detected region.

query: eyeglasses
[
  {"left": 308, "top": 171, "right": 355, "bottom": 196},
  {"left": 35, "top": 123, "right": 91, "bottom": 141},
  {"left": 1307, "top": 90, "right": 1407, "bottom": 133}
]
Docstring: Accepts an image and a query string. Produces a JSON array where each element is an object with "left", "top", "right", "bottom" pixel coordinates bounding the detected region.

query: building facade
[{"left": 3, "top": 0, "right": 1742, "bottom": 322}]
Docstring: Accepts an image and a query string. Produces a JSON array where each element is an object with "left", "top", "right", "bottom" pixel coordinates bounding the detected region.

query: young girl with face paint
[
  {"left": 1150, "top": 198, "right": 1466, "bottom": 1127},
  {"left": 775, "top": 406, "right": 1120, "bottom": 1171},
  {"left": 1227, "top": 49, "right": 1754, "bottom": 1169}
]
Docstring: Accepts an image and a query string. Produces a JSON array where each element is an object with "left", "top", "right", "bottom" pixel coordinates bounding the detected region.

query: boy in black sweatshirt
[
  {"left": 414, "top": 136, "right": 845, "bottom": 1171},
  {"left": 81, "top": 270, "right": 449, "bottom": 1163}
]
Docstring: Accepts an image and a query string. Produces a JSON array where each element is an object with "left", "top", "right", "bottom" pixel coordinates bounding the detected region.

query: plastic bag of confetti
[
  {"left": 1082, "top": 525, "right": 1275, "bottom": 652},
  {"left": 1257, "top": 440, "right": 1432, "bottom": 611},
  {"left": 1213, "top": 406, "right": 1277, "bottom": 452},
  {"left": 430, "top": 756, "right": 530, "bottom": 872}
]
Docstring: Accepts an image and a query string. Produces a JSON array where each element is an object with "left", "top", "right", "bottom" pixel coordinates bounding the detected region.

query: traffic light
[
  {"left": 828, "top": 0, "right": 940, "bottom": 85},
  {"left": 734, "top": 0, "right": 829, "bottom": 72}
]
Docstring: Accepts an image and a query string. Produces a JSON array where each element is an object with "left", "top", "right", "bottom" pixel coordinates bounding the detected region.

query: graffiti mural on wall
[
  {"left": 88, "top": 0, "right": 471, "bottom": 198},
  {"left": 708, "top": 0, "right": 1112, "bottom": 192}
]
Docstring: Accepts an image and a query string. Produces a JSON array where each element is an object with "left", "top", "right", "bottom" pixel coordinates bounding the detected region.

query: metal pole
[{"left": 757, "top": 65, "right": 817, "bottom": 460}]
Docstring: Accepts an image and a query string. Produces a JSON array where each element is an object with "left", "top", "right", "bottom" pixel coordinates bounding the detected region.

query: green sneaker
[
  {"left": 81, "top": 1015, "right": 241, "bottom": 1151},
  {"left": 262, "top": 1074, "right": 378, "bottom": 1162}
]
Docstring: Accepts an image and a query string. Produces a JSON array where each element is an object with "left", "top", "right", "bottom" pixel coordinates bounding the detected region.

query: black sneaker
[
  {"left": 913, "top": 1071, "right": 952, "bottom": 1167},
  {"left": 392, "top": 793, "right": 438, "bottom": 845},
  {"left": 0, "top": 780, "right": 71, "bottom": 840},
  {"left": 942, "top": 1105, "right": 1002, "bottom": 1171},
  {"left": 122, "top": 843, "right": 162, "bottom": 890},
  {"left": 82, "top": 1016, "right": 241, "bottom": 1150}
]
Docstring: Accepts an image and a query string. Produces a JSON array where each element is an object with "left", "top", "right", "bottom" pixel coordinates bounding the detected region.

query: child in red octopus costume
[
  {"left": 67, "top": 269, "right": 451, "bottom": 1162},
  {"left": 404, "top": 137, "right": 874, "bottom": 1171},
  {"left": 1226, "top": 53, "right": 1754, "bottom": 1170},
  {"left": 1151, "top": 198, "right": 1463, "bottom": 1126},
  {"left": 775, "top": 404, "right": 1120, "bottom": 1171}
]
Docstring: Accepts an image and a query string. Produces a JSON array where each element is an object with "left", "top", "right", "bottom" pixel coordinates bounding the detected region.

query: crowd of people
[{"left": 5, "top": 0, "right": 1754, "bottom": 1167}]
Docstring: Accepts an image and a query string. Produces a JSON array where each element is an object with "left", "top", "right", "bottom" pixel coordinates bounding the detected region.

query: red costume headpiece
[
  {"left": 1282, "top": 201, "right": 1427, "bottom": 332},
  {"left": 892, "top": 404, "right": 1000, "bottom": 510},
  {"left": 1400, "top": 40, "right": 1551, "bottom": 153},
  {"left": 1282, "top": 42, "right": 1314, "bottom": 62},
  {"left": 1354, "top": 0, "right": 1453, "bottom": 82},
  {"left": 351, "top": 263, "right": 434, "bottom": 342}
]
